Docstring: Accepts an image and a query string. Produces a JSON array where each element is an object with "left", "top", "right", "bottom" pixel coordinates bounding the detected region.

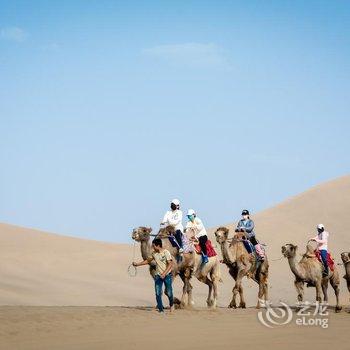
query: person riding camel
[
  {"left": 310, "top": 224, "right": 329, "bottom": 277},
  {"left": 235, "top": 210, "right": 265, "bottom": 277},
  {"left": 186, "top": 209, "right": 209, "bottom": 264},
  {"left": 160, "top": 199, "right": 184, "bottom": 254}
]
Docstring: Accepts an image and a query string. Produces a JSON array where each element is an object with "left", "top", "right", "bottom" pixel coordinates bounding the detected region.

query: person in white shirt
[
  {"left": 161, "top": 199, "right": 184, "bottom": 253},
  {"left": 186, "top": 209, "right": 208, "bottom": 264},
  {"left": 310, "top": 224, "right": 329, "bottom": 277}
]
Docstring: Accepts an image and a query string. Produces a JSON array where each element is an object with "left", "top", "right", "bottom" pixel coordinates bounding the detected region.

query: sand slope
[{"left": 0, "top": 175, "right": 350, "bottom": 307}]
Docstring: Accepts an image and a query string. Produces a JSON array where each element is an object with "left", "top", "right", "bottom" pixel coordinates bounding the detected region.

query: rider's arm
[
  {"left": 244, "top": 220, "right": 255, "bottom": 234},
  {"left": 194, "top": 218, "right": 204, "bottom": 231},
  {"left": 161, "top": 211, "right": 169, "bottom": 225},
  {"left": 313, "top": 233, "right": 327, "bottom": 244}
]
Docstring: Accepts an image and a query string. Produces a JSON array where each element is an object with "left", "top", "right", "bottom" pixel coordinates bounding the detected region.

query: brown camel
[
  {"left": 131, "top": 226, "right": 221, "bottom": 308},
  {"left": 214, "top": 227, "right": 269, "bottom": 309},
  {"left": 340, "top": 252, "right": 350, "bottom": 309},
  {"left": 282, "top": 243, "right": 342, "bottom": 312}
]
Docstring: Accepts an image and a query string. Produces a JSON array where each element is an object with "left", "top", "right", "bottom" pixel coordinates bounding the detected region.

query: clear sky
[{"left": 1, "top": 1, "right": 349, "bottom": 242}]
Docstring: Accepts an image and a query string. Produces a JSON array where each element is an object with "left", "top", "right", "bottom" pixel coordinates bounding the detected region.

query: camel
[
  {"left": 281, "top": 243, "right": 342, "bottom": 312},
  {"left": 131, "top": 226, "right": 221, "bottom": 308},
  {"left": 340, "top": 252, "right": 350, "bottom": 309},
  {"left": 214, "top": 227, "right": 269, "bottom": 309}
]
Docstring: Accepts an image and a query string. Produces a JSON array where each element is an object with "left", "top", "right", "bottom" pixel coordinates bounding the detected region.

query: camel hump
[
  {"left": 233, "top": 232, "right": 245, "bottom": 240},
  {"left": 158, "top": 225, "right": 175, "bottom": 238}
]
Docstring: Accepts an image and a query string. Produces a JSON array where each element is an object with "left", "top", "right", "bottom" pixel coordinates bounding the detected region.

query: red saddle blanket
[
  {"left": 194, "top": 240, "right": 217, "bottom": 258},
  {"left": 315, "top": 250, "right": 335, "bottom": 272}
]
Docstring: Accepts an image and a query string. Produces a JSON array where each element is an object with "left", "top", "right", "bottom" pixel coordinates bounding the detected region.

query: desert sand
[
  {"left": 1, "top": 176, "right": 350, "bottom": 349},
  {"left": 1, "top": 306, "right": 349, "bottom": 350}
]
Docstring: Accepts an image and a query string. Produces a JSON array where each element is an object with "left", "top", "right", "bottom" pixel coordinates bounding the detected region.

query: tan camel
[
  {"left": 282, "top": 243, "right": 342, "bottom": 312},
  {"left": 214, "top": 227, "right": 269, "bottom": 309},
  {"left": 340, "top": 252, "right": 350, "bottom": 309},
  {"left": 131, "top": 226, "right": 221, "bottom": 308}
]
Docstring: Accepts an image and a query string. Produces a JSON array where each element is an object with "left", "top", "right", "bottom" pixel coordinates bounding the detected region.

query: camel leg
[
  {"left": 315, "top": 281, "right": 322, "bottom": 303},
  {"left": 230, "top": 281, "right": 241, "bottom": 309},
  {"left": 206, "top": 277, "right": 214, "bottom": 307},
  {"left": 209, "top": 262, "right": 221, "bottom": 309},
  {"left": 264, "top": 279, "right": 269, "bottom": 302},
  {"left": 187, "top": 281, "right": 194, "bottom": 307},
  {"left": 347, "top": 280, "right": 350, "bottom": 312},
  {"left": 256, "top": 281, "right": 265, "bottom": 309},
  {"left": 178, "top": 272, "right": 188, "bottom": 308},
  {"left": 229, "top": 284, "right": 237, "bottom": 308},
  {"left": 232, "top": 270, "right": 245, "bottom": 309},
  {"left": 210, "top": 275, "right": 218, "bottom": 309},
  {"left": 238, "top": 284, "right": 246, "bottom": 309},
  {"left": 330, "top": 275, "right": 342, "bottom": 312},
  {"left": 198, "top": 276, "right": 214, "bottom": 308},
  {"left": 294, "top": 280, "right": 304, "bottom": 303},
  {"left": 321, "top": 278, "right": 328, "bottom": 304}
]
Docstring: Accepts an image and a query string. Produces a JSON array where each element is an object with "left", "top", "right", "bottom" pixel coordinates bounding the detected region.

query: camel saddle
[
  {"left": 194, "top": 240, "right": 217, "bottom": 257},
  {"left": 315, "top": 250, "right": 335, "bottom": 272}
]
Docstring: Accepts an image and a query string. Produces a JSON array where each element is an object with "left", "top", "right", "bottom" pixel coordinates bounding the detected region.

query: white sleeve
[
  {"left": 315, "top": 232, "right": 328, "bottom": 244},
  {"left": 162, "top": 212, "right": 169, "bottom": 224},
  {"left": 195, "top": 218, "right": 204, "bottom": 231},
  {"left": 194, "top": 218, "right": 204, "bottom": 237}
]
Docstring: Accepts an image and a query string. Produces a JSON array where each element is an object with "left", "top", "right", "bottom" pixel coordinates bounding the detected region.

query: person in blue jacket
[{"left": 235, "top": 209, "right": 264, "bottom": 259}]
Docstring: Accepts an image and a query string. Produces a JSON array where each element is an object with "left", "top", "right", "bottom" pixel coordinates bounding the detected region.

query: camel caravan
[{"left": 131, "top": 199, "right": 350, "bottom": 313}]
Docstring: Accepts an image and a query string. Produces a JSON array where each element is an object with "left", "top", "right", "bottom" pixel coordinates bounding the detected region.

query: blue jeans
[
  {"left": 320, "top": 249, "right": 328, "bottom": 275},
  {"left": 169, "top": 230, "right": 183, "bottom": 249},
  {"left": 243, "top": 239, "right": 254, "bottom": 254},
  {"left": 154, "top": 274, "right": 174, "bottom": 312}
]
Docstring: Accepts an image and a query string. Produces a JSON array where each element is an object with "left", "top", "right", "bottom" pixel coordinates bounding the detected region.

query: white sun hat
[
  {"left": 187, "top": 209, "right": 196, "bottom": 216},
  {"left": 317, "top": 224, "right": 325, "bottom": 230},
  {"left": 171, "top": 199, "right": 180, "bottom": 206}
]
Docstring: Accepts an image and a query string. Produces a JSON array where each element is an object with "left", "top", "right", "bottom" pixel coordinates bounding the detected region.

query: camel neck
[
  {"left": 221, "top": 240, "right": 235, "bottom": 264},
  {"left": 288, "top": 255, "right": 304, "bottom": 279},
  {"left": 140, "top": 239, "right": 151, "bottom": 260}
]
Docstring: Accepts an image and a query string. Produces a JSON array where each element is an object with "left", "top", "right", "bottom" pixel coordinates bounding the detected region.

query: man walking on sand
[{"left": 133, "top": 238, "right": 174, "bottom": 313}]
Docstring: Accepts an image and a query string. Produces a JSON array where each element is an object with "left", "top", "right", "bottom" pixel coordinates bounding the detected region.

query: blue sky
[{"left": 0, "top": 1, "right": 349, "bottom": 242}]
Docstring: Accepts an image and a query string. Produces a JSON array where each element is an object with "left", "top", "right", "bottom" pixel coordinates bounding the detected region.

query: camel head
[
  {"left": 132, "top": 226, "right": 152, "bottom": 242},
  {"left": 214, "top": 226, "right": 229, "bottom": 244},
  {"left": 341, "top": 252, "right": 350, "bottom": 264},
  {"left": 281, "top": 243, "right": 298, "bottom": 258}
]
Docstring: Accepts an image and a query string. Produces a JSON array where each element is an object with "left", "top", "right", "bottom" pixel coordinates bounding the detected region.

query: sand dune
[
  {"left": 1, "top": 175, "right": 350, "bottom": 308},
  {"left": 1, "top": 176, "right": 350, "bottom": 350}
]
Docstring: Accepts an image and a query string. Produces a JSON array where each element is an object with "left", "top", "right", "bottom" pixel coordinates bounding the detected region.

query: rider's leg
[
  {"left": 320, "top": 249, "right": 329, "bottom": 276},
  {"left": 249, "top": 236, "right": 258, "bottom": 246},
  {"left": 242, "top": 239, "right": 253, "bottom": 254},
  {"left": 249, "top": 235, "right": 265, "bottom": 260},
  {"left": 198, "top": 235, "right": 208, "bottom": 263},
  {"left": 175, "top": 230, "right": 184, "bottom": 249}
]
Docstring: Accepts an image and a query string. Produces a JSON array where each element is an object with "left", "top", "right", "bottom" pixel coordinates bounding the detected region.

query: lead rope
[
  {"left": 127, "top": 241, "right": 137, "bottom": 277},
  {"left": 271, "top": 256, "right": 284, "bottom": 262}
]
